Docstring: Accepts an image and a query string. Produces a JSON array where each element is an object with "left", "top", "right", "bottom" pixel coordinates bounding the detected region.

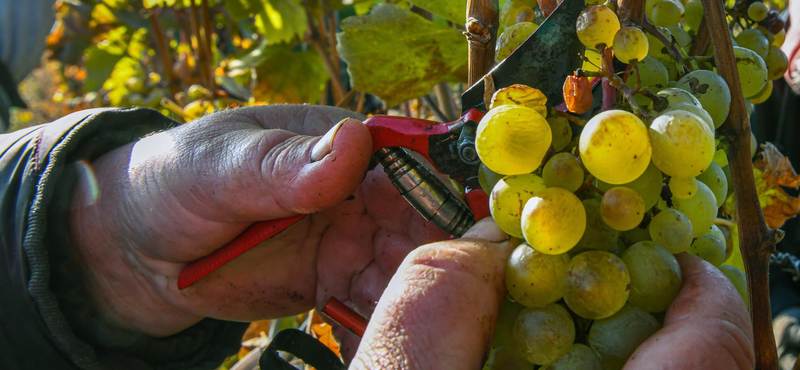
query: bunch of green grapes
[
  {"left": 477, "top": 1, "right": 776, "bottom": 367},
  {"left": 495, "top": 0, "right": 541, "bottom": 62}
]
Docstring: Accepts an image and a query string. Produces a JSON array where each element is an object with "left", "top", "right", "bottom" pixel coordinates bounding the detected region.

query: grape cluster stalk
[{"left": 473, "top": 0, "right": 789, "bottom": 368}]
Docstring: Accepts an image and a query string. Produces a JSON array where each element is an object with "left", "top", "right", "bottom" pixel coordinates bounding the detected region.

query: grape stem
[
  {"left": 640, "top": 18, "right": 700, "bottom": 72},
  {"left": 588, "top": 53, "right": 654, "bottom": 121},
  {"left": 600, "top": 47, "right": 618, "bottom": 112}
]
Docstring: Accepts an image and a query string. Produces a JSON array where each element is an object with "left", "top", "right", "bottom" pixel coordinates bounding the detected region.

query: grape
[
  {"left": 751, "top": 131, "right": 758, "bottom": 158},
  {"left": 579, "top": 110, "right": 652, "bottom": 184},
  {"left": 649, "top": 110, "right": 716, "bottom": 178},
  {"left": 688, "top": 234, "right": 726, "bottom": 266},
  {"left": 187, "top": 84, "right": 207, "bottom": 100},
  {"left": 719, "top": 265, "right": 749, "bottom": 307},
  {"left": 765, "top": 46, "right": 789, "bottom": 80},
  {"left": 662, "top": 102, "right": 715, "bottom": 130},
  {"left": 626, "top": 56, "right": 669, "bottom": 106},
  {"left": 564, "top": 251, "right": 630, "bottom": 319},
  {"left": 653, "top": 87, "right": 702, "bottom": 110},
  {"left": 696, "top": 161, "right": 728, "bottom": 206},
  {"left": 733, "top": 46, "right": 768, "bottom": 98},
  {"left": 601, "top": 187, "right": 645, "bottom": 231},
  {"left": 490, "top": 174, "right": 546, "bottom": 238},
  {"left": 583, "top": 49, "right": 603, "bottom": 72},
  {"left": 708, "top": 224, "right": 726, "bottom": 245},
  {"left": 735, "top": 28, "right": 769, "bottom": 59},
  {"left": 126, "top": 77, "right": 146, "bottom": 94},
  {"left": 622, "top": 241, "right": 682, "bottom": 312},
  {"left": 128, "top": 93, "right": 144, "bottom": 106},
  {"left": 645, "top": 26, "right": 672, "bottom": 59},
  {"left": 649, "top": 208, "right": 693, "bottom": 253},
  {"left": 479, "top": 164, "right": 504, "bottom": 196},
  {"left": 496, "top": 22, "right": 538, "bottom": 62},
  {"left": 774, "top": 28, "right": 786, "bottom": 47},
  {"left": 492, "top": 297, "right": 526, "bottom": 348},
  {"left": 672, "top": 181, "right": 718, "bottom": 237},
  {"left": 564, "top": 74, "right": 594, "bottom": 114},
  {"left": 749, "top": 81, "right": 773, "bottom": 105},
  {"left": 722, "top": 165, "right": 734, "bottom": 197},
  {"left": 522, "top": 188, "right": 586, "bottom": 255},
  {"left": 587, "top": 304, "right": 661, "bottom": 370},
  {"left": 748, "top": 2, "right": 768, "bottom": 21},
  {"left": 548, "top": 116, "right": 573, "bottom": 151},
  {"left": 540, "top": 344, "right": 602, "bottom": 370},
  {"left": 677, "top": 70, "right": 732, "bottom": 128},
  {"left": 576, "top": 5, "right": 621, "bottom": 49},
  {"left": 512, "top": 304, "right": 576, "bottom": 365},
  {"left": 683, "top": 0, "right": 703, "bottom": 31},
  {"left": 746, "top": 98, "right": 755, "bottom": 117},
  {"left": 506, "top": 243, "right": 570, "bottom": 308},
  {"left": 621, "top": 226, "right": 652, "bottom": 244},
  {"left": 542, "top": 153, "right": 584, "bottom": 192},
  {"left": 514, "top": 5, "right": 535, "bottom": 24},
  {"left": 576, "top": 199, "right": 621, "bottom": 253},
  {"left": 651, "top": 0, "right": 683, "bottom": 27},
  {"left": 597, "top": 162, "right": 663, "bottom": 211},
  {"left": 491, "top": 84, "right": 548, "bottom": 117},
  {"left": 483, "top": 346, "right": 531, "bottom": 370},
  {"left": 669, "top": 176, "right": 698, "bottom": 199},
  {"left": 614, "top": 26, "right": 649, "bottom": 63},
  {"left": 757, "top": 25, "right": 776, "bottom": 45},
  {"left": 476, "top": 105, "right": 551, "bottom": 175},
  {"left": 500, "top": 0, "right": 536, "bottom": 27},
  {"left": 713, "top": 148, "right": 729, "bottom": 167},
  {"left": 666, "top": 25, "right": 691, "bottom": 48}
]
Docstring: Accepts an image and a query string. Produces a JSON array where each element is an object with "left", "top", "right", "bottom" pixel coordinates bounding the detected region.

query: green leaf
[
  {"left": 408, "top": 0, "right": 466, "bottom": 24},
  {"left": 338, "top": 4, "right": 468, "bottom": 107},
  {"left": 83, "top": 46, "right": 124, "bottom": 92},
  {"left": 254, "top": 0, "right": 308, "bottom": 45}
]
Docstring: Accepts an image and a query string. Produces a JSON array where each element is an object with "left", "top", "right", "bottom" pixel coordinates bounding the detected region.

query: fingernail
[{"left": 311, "top": 118, "right": 349, "bottom": 162}]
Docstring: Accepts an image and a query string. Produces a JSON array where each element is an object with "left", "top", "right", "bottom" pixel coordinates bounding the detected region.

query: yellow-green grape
[
  {"left": 587, "top": 304, "right": 661, "bottom": 370},
  {"left": 597, "top": 162, "right": 663, "bottom": 211},
  {"left": 683, "top": 0, "right": 704, "bottom": 31},
  {"left": 579, "top": 110, "right": 652, "bottom": 184},
  {"left": 187, "top": 84, "right": 208, "bottom": 100},
  {"left": 512, "top": 304, "right": 576, "bottom": 365},
  {"left": 669, "top": 176, "right": 698, "bottom": 199},
  {"left": 548, "top": 116, "right": 573, "bottom": 152},
  {"left": 733, "top": 46, "right": 768, "bottom": 98},
  {"left": 483, "top": 346, "right": 531, "bottom": 370},
  {"left": 750, "top": 80, "right": 774, "bottom": 104},
  {"left": 613, "top": 26, "right": 649, "bottom": 63},
  {"left": 722, "top": 165, "right": 734, "bottom": 197},
  {"left": 719, "top": 265, "right": 748, "bottom": 308},
  {"left": 476, "top": 104, "right": 552, "bottom": 175},
  {"left": 583, "top": 49, "right": 603, "bottom": 72},
  {"left": 677, "top": 70, "right": 732, "bottom": 128},
  {"left": 564, "top": 251, "right": 630, "bottom": 319},
  {"left": 576, "top": 5, "right": 621, "bottom": 49},
  {"left": 751, "top": 131, "right": 758, "bottom": 158},
  {"left": 125, "top": 77, "right": 146, "bottom": 93},
  {"left": 500, "top": 0, "right": 536, "bottom": 27},
  {"left": 491, "top": 84, "right": 548, "bottom": 116},
  {"left": 514, "top": 5, "right": 535, "bottom": 24},
  {"left": 666, "top": 25, "right": 691, "bottom": 48},
  {"left": 735, "top": 28, "right": 770, "bottom": 59},
  {"left": 492, "top": 297, "right": 526, "bottom": 348},
  {"left": 651, "top": 0, "right": 683, "bottom": 27},
  {"left": 645, "top": 26, "right": 672, "bottom": 59},
  {"left": 622, "top": 241, "right": 682, "bottom": 312},
  {"left": 621, "top": 226, "right": 652, "bottom": 244},
  {"left": 645, "top": 0, "right": 659, "bottom": 18},
  {"left": 601, "top": 187, "right": 645, "bottom": 231},
  {"left": 696, "top": 161, "right": 728, "bottom": 206},
  {"left": 506, "top": 243, "right": 570, "bottom": 307},
  {"left": 521, "top": 187, "right": 586, "bottom": 255},
  {"left": 774, "top": 28, "right": 786, "bottom": 47},
  {"left": 128, "top": 93, "right": 144, "bottom": 106},
  {"left": 748, "top": 1, "right": 768, "bottom": 21},
  {"left": 649, "top": 110, "right": 716, "bottom": 178},
  {"left": 479, "top": 164, "right": 504, "bottom": 196},
  {"left": 765, "top": 46, "right": 789, "bottom": 80},
  {"left": 490, "top": 174, "right": 546, "bottom": 238},
  {"left": 649, "top": 208, "right": 693, "bottom": 253},
  {"left": 688, "top": 234, "right": 726, "bottom": 266},
  {"left": 576, "top": 199, "right": 622, "bottom": 253},
  {"left": 652, "top": 87, "right": 702, "bottom": 111},
  {"left": 626, "top": 56, "right": 669, "bottom": 106},
  {"left": 496, "top": 22, "right": 538, "bottom": 62},
  {"left": 713, "top": 148, "right": 728, "bottom": 167},
  {"left": 542, "top": 153, "right": 584, "bottom": 192},
  {"left": 540, "top": 344, "right": 603, "bottom": 370},
  {"left": 672, "top": 181, "right": 718, "bottom": 237},
  {"left": 708, "top": 224, "right": 726, "bottom": 245},
  {"left": 662, "top": 102, "right": 715, "bottom": 130}
]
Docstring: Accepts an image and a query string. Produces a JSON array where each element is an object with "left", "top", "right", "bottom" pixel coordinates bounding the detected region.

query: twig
[
  {"left": 356, "top": 92, "right": 365, "bottom": 114},
  {"left": 689, "top": 17, "right": 710, "bottom": 56},
  {"left": 335, "top": 89, "right": 357, "bottom": 108},
  {"left": 201, "top": 0, "right": 216, "bottom": 94},
  {"left": 434, "top": 83, "right": 458, "bottom": 121},
  {"left": 641, "top": 18, "right": 698, "bottom": 72},
  {"left": 700, "top": 0, "right": 778, "bottom": 369},
  {"left": 148, "top": 11, "right": 178, "bottom": 96},
  {"left": 188, "top": 4, "right": 209, "bottom": 89},
  {"left": 422, "top": 95, "right": 450, "bottom": 122},
  {"left": 601, "top": 47, "right": 617, "bottom": 111},
  {"left": 307, "top": 15, "right": 346, "bottom": 102},
  {"left": 465, "top": 0, "right": 499, "bottom": 86}
]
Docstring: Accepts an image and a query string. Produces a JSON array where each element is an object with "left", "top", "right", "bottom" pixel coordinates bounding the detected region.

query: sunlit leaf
[
  {"left": 83, "top": 46, "right": 124, "bottom": 91},
  {"left": 408, "top": 0, "right": 466, "bottom": 24},
  {"left": 251, "top": 45, "right": 328, "bottom": 103},
  {"left": 338, "top": 3, "right": 468, "bottom": 107},
  {"left": 91, "top": 4, "right": 117, "bottom": 24},
  {"left": 225, "top": 0, "right": 308, "bottom": 44}
]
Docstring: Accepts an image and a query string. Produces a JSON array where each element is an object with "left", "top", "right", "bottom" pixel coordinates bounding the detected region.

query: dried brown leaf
[{"left": 753, "top": 143, "right": 800, "bottom": 229}]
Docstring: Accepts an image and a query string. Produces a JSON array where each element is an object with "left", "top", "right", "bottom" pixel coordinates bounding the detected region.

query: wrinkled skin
[{"left": 69, "top": 105, "right": 753, "bottom": 369}]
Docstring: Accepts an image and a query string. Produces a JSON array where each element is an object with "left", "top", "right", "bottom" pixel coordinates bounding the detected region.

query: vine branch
[{"left": 465, "top": 0, "right": 499, "bottom": 86}]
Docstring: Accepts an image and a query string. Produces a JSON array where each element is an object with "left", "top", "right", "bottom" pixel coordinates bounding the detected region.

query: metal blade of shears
[{"left": 460, "top": 0, "right": 586, "bottom": 113}]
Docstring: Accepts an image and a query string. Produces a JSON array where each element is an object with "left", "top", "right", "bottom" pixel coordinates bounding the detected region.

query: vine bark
[{"left": 465, "top": 0, "right": 499, "bottom": 86}]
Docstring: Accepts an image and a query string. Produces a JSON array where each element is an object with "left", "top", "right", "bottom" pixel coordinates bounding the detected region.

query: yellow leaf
[
  {"left": 753, "top": 143, "right": 800, "bottom": 229},
  {"left": 310, "top": 311, "right": 340, "bottom": 360}
]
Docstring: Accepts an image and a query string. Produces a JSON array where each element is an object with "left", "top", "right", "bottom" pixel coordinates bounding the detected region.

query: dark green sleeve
[{"left": 0, "top": 108, "right": 248, "bottom": 370}]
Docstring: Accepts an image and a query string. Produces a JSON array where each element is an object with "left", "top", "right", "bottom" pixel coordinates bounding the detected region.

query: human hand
[{"left": 68, "top": 105, "right": 450, "bottom": 339}]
